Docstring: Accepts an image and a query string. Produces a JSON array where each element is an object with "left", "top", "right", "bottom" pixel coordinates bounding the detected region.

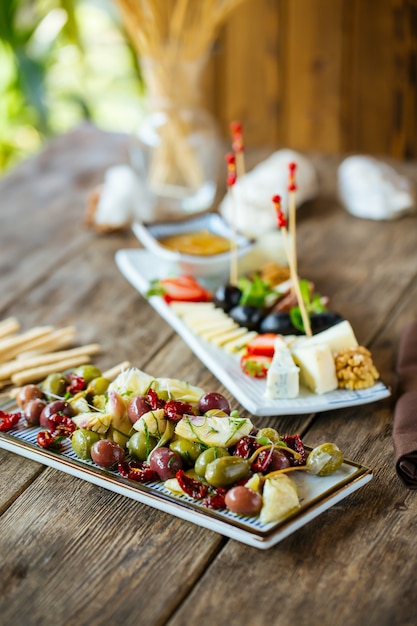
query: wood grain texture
[
  {"left": 208, "top": 0, "right": 417, "bottom": 158},
  {"left": 0, "top": 125, "right": 417, "bottom": 626}
]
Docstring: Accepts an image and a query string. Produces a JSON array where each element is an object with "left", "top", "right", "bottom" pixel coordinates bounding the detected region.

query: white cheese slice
[
  {"left": 291, "top": 342, "right": 338, "bottom": 395},
  {"left": 211, "top": 326, "right": 250, "bottom": 347},
  {"left": 223, "top": 331, "right": 258, "bottom": 353},
  {"left": 200, "top": 320, "right": 239, "bottom": 340},
  {"left": 186, "top": 314, "right": 231, "bottom": 332},
  {"left": 170, "top": 302, "right": 215, "bottom": 316},
  {"left": 265, "top": 337, "right": 299, "bottom": 399}
]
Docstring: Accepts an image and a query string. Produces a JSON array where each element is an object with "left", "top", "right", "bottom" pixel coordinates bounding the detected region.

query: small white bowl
[{"left": 132, "top": 213, "right": 254, "bottom": 278}]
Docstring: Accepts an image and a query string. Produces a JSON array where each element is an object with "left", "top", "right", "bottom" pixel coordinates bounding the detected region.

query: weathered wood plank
[{"left": 0, "top": 469, "right": 225, "bottom": 626}]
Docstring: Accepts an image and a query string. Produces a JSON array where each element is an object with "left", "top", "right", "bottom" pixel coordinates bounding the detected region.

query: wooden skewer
[
  {"left": 288, "top": 162, "right": 298, "bottom": 281},
  {"left": 230, "top": 121, "right": 246, "bottom": 178},
  {"left": 273, "top": 195, "right": 312, "bottom": 337},
  {"left": 225, "top": 153, "right": 239, "bottom": 286}
]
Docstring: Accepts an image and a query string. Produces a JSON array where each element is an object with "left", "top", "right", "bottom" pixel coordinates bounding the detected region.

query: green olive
[
  {"left": 205, "top": 456, "right": 250, "bottom": 488},
  {"left": 87, "top": 376, "right": 110, "bottom": 395},
  {"left": 127, "top": 431, "right": 158, "bottom": 461},
  {"left": 256, "top": 427, "right": 281, "bottom": 445},
  {"left": 73, "top": 364, "right": 102, "bottom": 384},
  {"left": 42, "top": 372, "right": 67, "bottom": 399},
  {"left": 306, "top": 443, "right": 344, "bottom": 476},
  {"left": 169, "top": 439, "right": 204, "bottom": 467},
  {"left": 71, "top": 429, "right": 101, "bottom": 460},
  {"left": 194, "top": 447, "right": 230, "bottom": 478}
]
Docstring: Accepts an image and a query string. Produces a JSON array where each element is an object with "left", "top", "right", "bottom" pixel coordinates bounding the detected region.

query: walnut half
[{"left": 334, "top": 346, "right": 380, "bottom": 390}]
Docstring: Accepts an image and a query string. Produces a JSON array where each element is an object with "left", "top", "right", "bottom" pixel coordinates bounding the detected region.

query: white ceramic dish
[
  {"left": 131, "top": 213, "right": 254, "bottom": 278},
  {"left": 115, "top": 249, "right": 391, "bottom": 417},
  {"left": 0, "top": 408, "right": 372, "bottom": 550}
]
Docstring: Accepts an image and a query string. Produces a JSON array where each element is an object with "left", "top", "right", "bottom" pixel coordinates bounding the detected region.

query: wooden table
[{"left": 1, "top": 124, "right": 417, "bottom": 626}]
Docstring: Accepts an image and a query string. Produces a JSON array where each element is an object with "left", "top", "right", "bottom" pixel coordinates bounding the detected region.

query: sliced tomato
[
  {"left": 245, "top": 333, "right": 278, "bottom": 357},
  {"left": 240, "top": 353, "right": 273, "bottom": 378},
  {"left": 148, "top": 276, "right": 211, "bottom": 304}
]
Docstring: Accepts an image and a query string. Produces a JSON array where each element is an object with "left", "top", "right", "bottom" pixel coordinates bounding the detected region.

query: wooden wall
[{"left": 205, "top": 0, "right": 417, "bottom": 159}]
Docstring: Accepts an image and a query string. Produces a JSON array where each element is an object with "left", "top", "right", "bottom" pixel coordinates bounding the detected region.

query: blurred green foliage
[{"left": 0, "top": 0, "right": 144, "bottom": 173}]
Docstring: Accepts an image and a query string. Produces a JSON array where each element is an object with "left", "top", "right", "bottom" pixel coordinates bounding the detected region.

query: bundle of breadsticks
[{"left": 0, "top": 317, "right": 103, "bottom": 394}]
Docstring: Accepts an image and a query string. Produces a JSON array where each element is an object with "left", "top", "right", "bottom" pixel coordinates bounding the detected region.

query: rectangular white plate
[
  {"left": 0, "top": 404, "right": 372, "bottom": 550},
  {"left": 115, "top": 249, "right": 391, "bottom": 417}
]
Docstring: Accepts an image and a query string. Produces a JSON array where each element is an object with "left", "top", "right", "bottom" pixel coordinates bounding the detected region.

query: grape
[
  {"left": 16, "top": 384, "right": 44, "bottom": 409},
  {"left": 39, "top": 400, "right": 74, "bottom": 428},
  {"left": 90, "top": 439, "right": 125, "bottom": 468},
  {"left": 225, "top": 486, "right": 262, "bottom": 516},
  {"left": 198, "top": 392, "right": 231, "bottom": 415},
  {"left": 148, "top": 447, "right": 182, "bottom": 481},
  {"left": 127, "top": 396, "right": 151, "bottom": 424},
  {"left": 24, "top": 398, "right": 47, "bottom": 426}
]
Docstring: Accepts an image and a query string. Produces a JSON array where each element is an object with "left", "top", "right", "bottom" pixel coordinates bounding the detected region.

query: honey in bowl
[{"left": 159, "top": 230, "right": 232, "bottom": 256}]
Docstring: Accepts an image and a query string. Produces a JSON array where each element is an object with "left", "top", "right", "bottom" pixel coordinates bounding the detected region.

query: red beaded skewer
[
  {"left": 230, "top": 121, "right": 245, "bottom": 178},
  {"left": 226, "top": 153, "right": 238, "bottom": 286},
  {"left": 272, "top": 195, "right": 312, "bottom": 337},
  {"left": 288, "top": 162, "right": 298, "bottom": 279}
]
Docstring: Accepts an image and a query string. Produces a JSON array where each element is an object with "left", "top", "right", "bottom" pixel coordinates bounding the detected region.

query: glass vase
[{"left": 130, "top": 56, "right": 222, "bottom": 219}]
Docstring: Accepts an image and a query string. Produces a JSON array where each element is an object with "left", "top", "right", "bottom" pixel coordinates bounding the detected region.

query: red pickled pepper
[{"left": 0, "top": 410, "right": 21, "bottom": 432}]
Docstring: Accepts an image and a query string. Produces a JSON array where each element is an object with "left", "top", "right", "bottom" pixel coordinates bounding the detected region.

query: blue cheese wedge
[
  {"left": 291, "top": 342, "right": 338, "bottom": 395},
  {"left": 266, "top": 337, "right": 299, "bottom": 399}
]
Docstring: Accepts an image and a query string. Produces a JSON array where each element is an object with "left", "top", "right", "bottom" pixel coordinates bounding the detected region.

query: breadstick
[
  {"left": 11, "top": 354, "right": 91, "bottom": 386},
  {"left": 0, "top": 326, "right": 55, "bottom": 362},
  {"left": 0, "top": 343, "right": 101, "bottom": 381},
  {"left": 0, "top": 317, "right": 20, "bottom": 340},
  {"left": 16, "top": 326, "right": 77, "bottom": 359},
  {"left": 102, "top": 361, "right": 131, "bottom": 381}
]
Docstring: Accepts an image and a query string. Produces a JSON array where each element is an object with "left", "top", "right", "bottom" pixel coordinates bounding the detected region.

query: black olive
[
  {"left": 213, "top": 284, "right": 242, "bottom": 313},
  {"left": 310, "top": 312, "right": 344, "bottom": 334},
  {"left": 229, "top": 305, "right": 264, "bottom": 331},
  {"left": 259, "top": 312, "right": 301, "bottom": 335}
]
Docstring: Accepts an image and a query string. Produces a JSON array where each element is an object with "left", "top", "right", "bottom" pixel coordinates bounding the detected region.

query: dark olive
[
  {"left": 225, "top": 486, "right": 263, "bottom": 516},
  {"left": 205, "top": 456, "right": 250, "bottom": 488},
  {"left": 213, "top": 284, "right": 242, "bottom": 312},
  {"left": 198, "top": 392, "right": 231, "bottom": 415},
  {"left": 148, "top": 447, "right": 182, "bottom": 481},
  {"left": 310, "top": 312, "right": 344, "bottom": 334},
  {"left": 40, "top": 400, "right": 74, "bottom": 428},
  {"left": 90, "top": 439, "right": 125, "bottom": 468},
  {"left": 24, "top": 398, "right": 47, "bottom": 426},
  {"left": 229, "top": 305, "right": 264, "bottom": 331},
  {"left": 259, "top": 312, "right": 300, "bottom": 335},
  {"left": 16, "top": 384, "right": 44, "bottom": 409}
]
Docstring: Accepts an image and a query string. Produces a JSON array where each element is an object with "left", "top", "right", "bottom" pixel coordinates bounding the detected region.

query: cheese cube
[
  {"left": 291, "top": 342, "right": 338, "bottom": 395},
  {"left": 294, "top": 320, "right": 358, "bottom": 356}
]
